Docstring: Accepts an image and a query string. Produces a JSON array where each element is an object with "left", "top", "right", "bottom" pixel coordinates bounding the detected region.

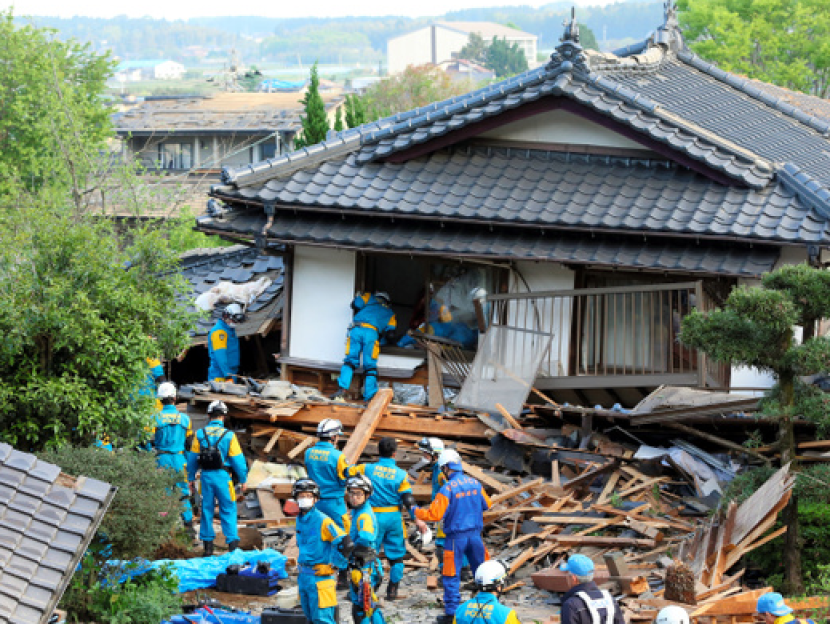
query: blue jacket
[
  {"left": 151, "top": 405, "right": 191, "bottom": 454},
  {"left": 208, "top": 318, "right": 240, "bottom": 380},
  {"left": 454, "top": 592, "right": 521, "bottom": 624},
  {"left": 415, "top": 470, "right": 491, "bottom": 535},
  {"left": 296, "top": 506, "right": 346, "bottom": 569},
  {"left": 354, "top": 457, "right": 412, "bottom": 510},
  {"left": 305, "top": 441, "right": 352, "bottom": 500},
  {"left": 349, "top": 500, "right": 378, "bottom": 549},
  {"left": 186, "top": 420, "right": 248, "bottom": 483},
  {"left": 352, "top": 294, "right": 396, "bottom": 335},
  {"left": 431, "top": 462, "right": 447, "bottom": 500}
]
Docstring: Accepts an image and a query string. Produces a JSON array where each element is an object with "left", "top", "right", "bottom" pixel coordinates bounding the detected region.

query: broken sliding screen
[{"left": 455, "top": 323, "right": 552, "bottom": 417}]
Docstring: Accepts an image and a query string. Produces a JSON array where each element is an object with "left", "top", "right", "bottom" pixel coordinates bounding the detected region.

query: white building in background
[
  {"left": 387, "top": 21, "right": 538, "bottom": 75},
  {"left": 114, "top": 60, "right": 187, "bottom": 82},
  {"left": 152, "top": 60, "right": 186, "bottom": 80}
]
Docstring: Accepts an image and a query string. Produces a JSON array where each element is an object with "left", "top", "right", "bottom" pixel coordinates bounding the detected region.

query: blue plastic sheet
[
  {"left": 164, "top": 607, "right": 260, "bottom": 623},
  {"left": 151, "top": 549, "right": 288, "bottom": 593}
]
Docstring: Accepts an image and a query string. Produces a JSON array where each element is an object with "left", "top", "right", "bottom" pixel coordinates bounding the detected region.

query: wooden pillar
[{"left": 426, "top": 343, "right": 444, "bottom": 408}]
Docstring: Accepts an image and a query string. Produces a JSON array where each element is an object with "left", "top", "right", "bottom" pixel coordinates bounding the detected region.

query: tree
[
  {"left": 0, "top": 12, "right": 196, "bottom": 451},
  {"left": 681, "top": 264, "right": 830, "bottom": 593},
  {"left": 678, "top": 0, "right": 830, "bottom": 97},
  {"left": 334, "top": 105, "right": 345, "bottom": 132},
  {"left": 459, "top": 32, "right": 488, "bottom": 64},
  {"left": 360, "top": 65, "right": 472, "bottom": 121},
  {"left": 344, "top": 94, "right": 366, "bottom": 128},
  {"left": 485, "top": 36, "right": 529, "bottom": 78},
  {"left": 294, "top": 62, "right": 330, "bottom": 148}
]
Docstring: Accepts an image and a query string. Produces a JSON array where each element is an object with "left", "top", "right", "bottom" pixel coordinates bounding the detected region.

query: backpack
[{"left": 198, "top": 429, "right": 230, "bottom": 470}]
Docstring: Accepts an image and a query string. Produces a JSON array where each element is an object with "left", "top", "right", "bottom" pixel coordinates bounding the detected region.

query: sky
[{"left": 4, "top": 0, "right": 618, "bottom": 20}]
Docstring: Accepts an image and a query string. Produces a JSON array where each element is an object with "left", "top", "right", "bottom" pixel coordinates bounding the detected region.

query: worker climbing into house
[
  {"left": 149, "top": 382, "right": 193, "bottom": 530},
  {"left": 293, "top": 478, "right": 353, "bottom": 624},
  {"left": 208, "top": 302, "right": 246, "bottom": 382},
  {"left": 350, "top": 437, "right": 425, "bottom": 601},
  {"left": 345, "top": 474, "right": 385, "bottom": 624},
  {"left": 453, "top": 560, "right": 521, "bottom": 624},
  {"left": 414, "top": 449, "right": 492, "bottom": 624},
  {"left": 304, "top": 418, "right": 353, "bottom": 588},
  {"left": 187, "top": 400, "right": 248, "bottom": 556},
  {"left": 332, "top": 291, "right": 397, "bottom": 401},
  {"left": 559, "top": 554, "right": 625, "bottom": 624}
]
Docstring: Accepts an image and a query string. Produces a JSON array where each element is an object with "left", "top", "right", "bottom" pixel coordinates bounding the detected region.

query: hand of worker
[
  {"left": 241, "top": 483, "right": 248, "bottom": 494},
  {"left": 415, "top": 518, "right": 428, "bottom": 534}
]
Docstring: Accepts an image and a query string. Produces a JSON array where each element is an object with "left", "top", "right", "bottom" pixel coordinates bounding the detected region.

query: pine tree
[
  {"left": 334, "top": 105, "right": 344, "bottom": 131},
  {"left": 295, "top": 62, "right": 329, "bottom": 148},
  {"left": 344, "top": 94, "right": 366, "bottom": 129}
]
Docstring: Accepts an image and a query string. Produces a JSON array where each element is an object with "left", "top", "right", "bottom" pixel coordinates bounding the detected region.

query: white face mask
[{"left": 298, "top": 498, "right": 314, "bottom": 511}]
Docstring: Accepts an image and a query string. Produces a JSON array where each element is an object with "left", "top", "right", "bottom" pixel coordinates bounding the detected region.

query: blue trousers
[
  {"left": 155, "top": 453, "right": 193, "bottom": 525},
  {"left": 442, "top": 530, "right": 488, "bottom": 615},
  {"left": 375, "top": 510, "right": 406, "bottom": 584},
  {"left": 299, "top": 572, "right": 338, "bottom": 624},
  {"left": 198, "top": 469, "right": 238, "bottom": 543},
  {"left": 317, "top": 497, "right": 350, "bottom": 532},
  {"left": 338, "top": 326, "right": 380, "bottom": 400}
]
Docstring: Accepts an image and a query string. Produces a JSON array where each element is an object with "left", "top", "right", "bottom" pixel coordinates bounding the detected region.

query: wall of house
[
  {"left": 388, "top": 28, "right": 434, "bottom": 75},
  {"left": 478, "top": 109, "right": 649, "bottom": 150},
  {"left": 289, "top": 245, "right": 356, "bottom": 363}
]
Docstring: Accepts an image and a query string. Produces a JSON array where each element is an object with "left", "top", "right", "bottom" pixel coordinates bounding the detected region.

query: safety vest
[{"left": 576, "top": 590, "right": 615, "bottom": 624}]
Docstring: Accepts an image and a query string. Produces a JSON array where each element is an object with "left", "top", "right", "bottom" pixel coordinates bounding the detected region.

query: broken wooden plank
[
  {"left": 342, "top": 388, "right": 394, "bottom": 464},
  {"left": 257, "top": 489, "right": 286, "bottom": 523},
  {"left": 495, "top": 403, "right": 524, "bottom": 430},
  {"left": 488, "top": 477, "right": 546, "bottom": 506},
  {"left": 286, "top": 436, "right": 315, "bottom": 460},
  {"left": 547, "top": 535, "right": 657, "bottom": 548},
  {"left": 263, "top": 429, "right": 283, "bottom": 454},
  {"left": 462, "top": 461, "right": 508, "bottom": 493}
]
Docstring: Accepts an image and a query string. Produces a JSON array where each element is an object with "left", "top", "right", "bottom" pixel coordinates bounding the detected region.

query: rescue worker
[
  {"left": 755, "top": 592, "right": 816, "bottom": 624},
  {"left": 186, "top": 400, "right": 248, "bottom": 556},
  {"left": 293, "top": 479, "right": 354, "bottom": 624},
  {"left": 141, "top": 356, "right": 166, "bottom": 410},
  {"left": 208, "top": 303, "right": 246, "bottom": 382},
  {"left": 149, "top": 382, "right": 193, "bottom": 529},
  {"left": 559, "top": 554, "right": 624, "bottom": 624},
  {"left": 414, "top": 437, "right": 447, "bottom": 575},
  {"left": 655, "top": 606, "right": 690, "bottom": 624},
  {"left": 333, "top": 292, "right": 397, "bottom": 401},
  {"left": 351, "top": 437, "right": 422, "bottom": 601},
  {"left": 454, "top": 560, "right": 521, "bottom": 624},
  {"left": 345, "top": 475, "right": 385, "bottom": 624},
  {"left": 414, "top": 449, "right": 491, "bottom": 624},
  {"left": 304, "top": 418, "right": 353, "bottom": 588}
]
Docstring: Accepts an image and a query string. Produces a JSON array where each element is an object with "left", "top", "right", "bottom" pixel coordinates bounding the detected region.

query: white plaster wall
[
  {"left": 479, "top": 109, "right": 647, "bottom": 150},
  {"left": 388, "top": 28, "right": 434, "bottom": 75},
  {"left": 289, "top": 246, "right": 356, "bottom": 362},
  {"left": 435, "top": 28, "right": 469, "bottom": 66}
]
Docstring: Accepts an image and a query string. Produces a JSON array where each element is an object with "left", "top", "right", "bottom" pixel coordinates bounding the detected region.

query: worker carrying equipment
[
  {"left": 333, "top": 292, "right": 397, "bottom": 401},
  {"left": 187, "top": 401, "right": 248, "bottom": 557},
  {"left": 208, "top": 303, "right": 246, "bottom": 382},
  {"left": 346, "top": 475, "right": 385, "bottom": 624}
]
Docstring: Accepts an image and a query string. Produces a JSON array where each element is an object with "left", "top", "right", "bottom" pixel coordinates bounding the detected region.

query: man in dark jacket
[{"left": 560, "top": 554, "right": 625, "bottom": 624}]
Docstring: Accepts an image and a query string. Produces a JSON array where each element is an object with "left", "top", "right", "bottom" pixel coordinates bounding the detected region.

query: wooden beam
[
  {"left": 489, "top": 477, "right": 545, "bottom": 506},
  {"left": 263, "top": 429, "right": 283, "bottom": 454},
  {"left": 546, "top": 535, "right": 657, "bottom": 548},
  {"left": 463, "top": 462, "right": 509, "bottom": 493},
  {"left": 495, "top": 403, "right": 524, "bottom": 430},
  {"left": 342, "top": 388, "right": 394, "bottom": 464},
  {"left": 287, "top": 436, "right": 315, "bottom": 460}
]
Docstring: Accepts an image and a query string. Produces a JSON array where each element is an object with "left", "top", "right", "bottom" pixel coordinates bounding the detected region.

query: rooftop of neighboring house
[
  {"left": 117, "top": 59, "right": 182, "bottom": 70},
  {"left": 113, "top": 92, "right": 344, "bottom": 135},
  {"left": 433, "top": 21, "right": 537, "bottom": 40}
]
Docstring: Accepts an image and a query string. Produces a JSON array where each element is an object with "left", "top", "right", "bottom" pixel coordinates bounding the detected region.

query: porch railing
[{"left": 485, "top": 281, "right": 728, "bottom": 388}]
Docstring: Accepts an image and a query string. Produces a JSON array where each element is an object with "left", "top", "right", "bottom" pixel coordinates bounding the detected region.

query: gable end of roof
[{"left": 778, "top": 163, "right": 830, "bottom": 221}]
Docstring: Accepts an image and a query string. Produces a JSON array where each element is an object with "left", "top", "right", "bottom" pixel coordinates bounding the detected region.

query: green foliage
[
  {"left": 164, "top": 206, "right": 233, "bottom": 254},
  {"left": 459, "top": 32, "right": 489, "bottom": 64},
  {"left": 677, "top": 0, "right": 830, "bottom": 97},
  {"left": 39, "top": 447, "right": 182, "bottom": 559},
  {"left": 334, "top": 106, "right": 345, "bottom": 132},
  {"left": 361, "top": 65, "right": 472, "bottom": 121},
  {"left": 294, "top": 63, "right": 330, "bottom": 149},
  {"left": 458, "top": 33, "right": 529, "bottom": 78},
  {"left": 344, "top": 94, "right": 366, "bottom": 128},
  {"left": 61, "top": 548, "right": 181, "bottom": 624}
]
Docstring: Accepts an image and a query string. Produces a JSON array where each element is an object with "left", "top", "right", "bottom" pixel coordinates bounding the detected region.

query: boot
[
  {"left": 386, "top": 581, "right": 399, "bottom": 601},
  {"left": 352, "top": 605, "right": 363, "bottom": 624},
  {"left": 337, "top": 568, "right": 349, "bottom": 590},
  {"left": 203, "top": 541, "right": 214, "bottom": 557},
  {"left": 460, "top": 566, "right": 472, "bottom": 582},
  {"left": 436, "top": 615, "right": 454, "bottom": 624},
  {"left": 227, "top": 540, "right": 239, "bottom": 552}
]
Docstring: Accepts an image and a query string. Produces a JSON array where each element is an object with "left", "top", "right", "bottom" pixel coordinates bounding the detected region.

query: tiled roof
[
  {"left": 0, "top": 443, "right": 116, "bottom": 624},
  {"left": 196, "top": 211, "right": 780, "bottom": 277},
  {"left": 211, "top": 146, "right": 828, "bottom": 244},
  {"left": 179, "top": 245, "right": 283, "bottom": 341}
]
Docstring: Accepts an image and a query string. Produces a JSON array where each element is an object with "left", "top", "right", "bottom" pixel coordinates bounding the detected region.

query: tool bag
[{"left": 197, "top": 430, "right": 229, "bottom": 470}]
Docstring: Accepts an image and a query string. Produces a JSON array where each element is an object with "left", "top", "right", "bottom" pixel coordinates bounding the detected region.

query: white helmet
[
  {"left": 157, "top": 382, "right": 177, "bottom": 400},
  {"left": 317, "top": 418, "right": 343, "bottom": 439},
  {"left": 417, "top": 437, "right": 445, "bottom": 458},
  {"left": 470, "top": 287, "right": 487, "bottom": 300},
  {"left": 655, "top": 606, "right": 690, "bottom": 624},
  {"left": 410, "top": 525, "right": 433, "bottom": 550},
  {"left": 475, "top": 560, "right": 508, "bottom": 590},
  {"left": 223, "top": 302, "right": 246, "bottom": 324},
  {"left": 437, "top": 449, "right": 462, "bottom": 471},
  {"left": 207, "top": 400, "right": 228, "bottom": 416},
  {"left": 374, "top": 292, "right": 391, "bottom": 305}
]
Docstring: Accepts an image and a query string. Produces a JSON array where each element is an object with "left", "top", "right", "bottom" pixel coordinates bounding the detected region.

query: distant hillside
[{"left": 18, "top": 4, "right": 662, "bottom": 67}]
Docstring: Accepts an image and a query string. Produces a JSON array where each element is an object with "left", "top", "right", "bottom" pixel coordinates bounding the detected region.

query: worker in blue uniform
[
  {"left": 149, "top": 382, "right": 193, "bottom": 529},
  {"left": 345, "top": 475, "right": 385, "bottom": 624},
  {"left": 208, "top": 303, "right": 246, "bottom": 382},
  {"left": 351, "top": 437, "right": 425, "bottom": 601},
  {"left": 333, "top": 292, "right": 397, "bottom": 401},
  {"left": 454, "top": 560, "right": 521, "bottom": 624},
  {"left": 293, "top": 479, "right": 354, "bottom": 624},
  {"left": 415, "top": 438, "right": 447, "bottom": 570},
  {"left": 304, "top": 418, "right": 353, "bottom": 588},
  {"left": 414, "top": 449, "right": 492, "bottom": 624},
  {"left": 187, "top": 400, "right": 248, "bottom": 556},
  {"left": 140, "top": 356, "right": 166, "bottom": 407}
]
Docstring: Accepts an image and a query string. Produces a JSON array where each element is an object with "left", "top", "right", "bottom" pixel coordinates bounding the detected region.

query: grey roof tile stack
[{"left": 0, "top": 443, "right": 116, "bottom": 624}]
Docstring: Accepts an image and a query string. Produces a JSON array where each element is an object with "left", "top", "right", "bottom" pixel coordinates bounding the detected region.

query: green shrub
[{"left": 39, "top": 446, "right": 182, "bottom": 559}]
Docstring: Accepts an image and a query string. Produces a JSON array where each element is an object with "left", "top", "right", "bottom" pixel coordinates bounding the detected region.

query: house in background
[
  {"left": 436, "top": 58, "right": 496, "bottom": 86},
  {"left": 195, "top": 10, "right": 830, "bottom": 408},
  {"left": 115, "top": 59, "right": 187, "bottom": 82},
  {"left": 388, "top": 22, "right": 538, "bottom": 75}
]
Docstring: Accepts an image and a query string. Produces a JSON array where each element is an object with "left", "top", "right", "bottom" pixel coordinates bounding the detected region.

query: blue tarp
[
  {"left": 153, "top": 549, "right": 288, "bottom": 593},
  {"left": 164, "top": 607, "right": 259, "bottom": 623}
]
